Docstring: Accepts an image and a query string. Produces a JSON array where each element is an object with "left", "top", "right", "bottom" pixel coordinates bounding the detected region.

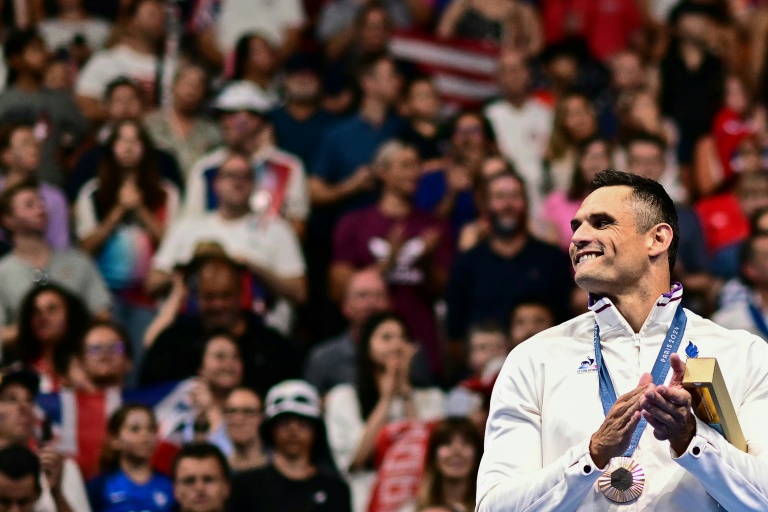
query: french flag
[{"left": 36, "top": 380, "right": 196, "bottom": 480}]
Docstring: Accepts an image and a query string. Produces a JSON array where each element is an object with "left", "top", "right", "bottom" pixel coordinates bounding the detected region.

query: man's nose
[{"left": 570, "top": 222, "right": 594, "bottom": 249}]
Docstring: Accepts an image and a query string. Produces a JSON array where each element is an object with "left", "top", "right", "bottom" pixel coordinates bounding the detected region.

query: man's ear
[{"left": 648, "top": 223, "right": 673, "bottom": 260}]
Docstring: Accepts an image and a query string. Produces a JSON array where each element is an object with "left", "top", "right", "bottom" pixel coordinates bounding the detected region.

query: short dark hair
[
  {"left": 0, "top": 177, "right": 39, "bottom": 222},
  {"left": 625, "top": 132, "right": 667, "bottom": 154},
  {"left": 467, "top": 319, "right": 506, "bottom": 339},
  {"left": 105, "top": 77, "right": 143, "bottom": 103},
  {"left": 0, "top": 122, "right": 34, "bottom": 153},
  {"left": 590, "top": 170, "right": 679, "bottom": 271},
  {"left": 0, "top": 445, "right": 42, "bottom": 493},
  {"left": 482, "top": 168, "right": 527, "bottom": 203},
  {"left": 79, "top": 319, "right": 134, "bottom": 361},
  {"left": 4, "top": 29, "right": 44, "bottom": 85},
  {"left": 356, "top": 52, "right": 394, "bottom": 82},
  {"left": 171, "top": 443, "right": 231, "bottom": 483},
  {"left": 739, "top": 231, "right": 768, "bottom": 284}
]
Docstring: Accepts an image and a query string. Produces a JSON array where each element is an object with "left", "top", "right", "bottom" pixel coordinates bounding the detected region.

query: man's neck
[
  {"left": 217, "top": 206, "right": 250, "bottom": 221},
  {"left": 13, "top": 75, "right": 42, "bottom": 93},
  {"left": 505, "top": 93, "right": 528, "bottom": 109},
  {"left": 272, "top": 451, "right": 316, "bottom": 481},
  {"left": 286, "top": 101, "right": 317, "bottom": 121},
  {"left": 378, "top": 192, "right": 412, "bottom": 219},
  {"left": 13, "top": 235, "right": 50, "bottom": 266},
  {"left": 231, "top": 441, "right": 267, "bottom": 470},
  {"left": 606, "top": 280, "right": 672, "bottom": 334},
  {"left": 359, "top": 97, "right": 388, "bottom": 127},
  {"left": 489, "top": 232, "right": 527, "bottom": 258}
]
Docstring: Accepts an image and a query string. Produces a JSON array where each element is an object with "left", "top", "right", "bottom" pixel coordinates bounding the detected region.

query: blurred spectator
[
  {"left": 75, "top": 119, "right": 180, "bottom": 371},
  {"left": 0, "top": 180, "right": 111, "bottom": 344},
  {"left": 331, "top": 141, "right": 453, "bottom": 376},
  {"left": 76, "top": 0, "right": 172, "bottom": 122},
  {"left": 542, "top": 0, "right": 642, "bottom": 62},
  {"left": 545, "top": 90, "right": 598, "bottom": 193},
  {"left": 229, "top": 380, "right": 352, "bottom": 512},
  {"left": 465, "top": 320, "right": 508, "bottom": 377},
  {"left": 660, "top": 6, "right": 724, "bottom": 165},
  {"left": 140, "top": 254, "right": 301, "bottom": 397},
  {"left": 43, "top": 56, "right": 75, "bottom": 92},
  {"left": 445, "top": 170, "right": 573, "bottom": 344},
  {"left": 484, "top": 50, "right": 552, "bottom": 215},
  {"left": 624, "top": 133, "right": 715, "bottom": 307},
  {"left": 268, "top": 52, "right": 339, "bottom": 168},
  {"left": 171, "top": 443, "right": 230, "bottom": 512},
  {"left": 0, "top": 122, "right": 70, "bottom": 248},
  {"left": 224, "top": 387, "right": 267, "bottom": 474},
  {"left": 183, "top": 82, "right": 309, "bottom": 236},
  {"left": 304, "top": 269, "right": 390, "bottom": 396},
  {"left": 0, "top": 29, "right": 89, "bottom": 187},
  {"left": 540, "top": 136, "right": 612, "bottom": 250},
  {"left": 407, "top": 417, "right": 482, "bottom": 512},
  {"left": 597, "top": 49, "right": 647, "bottom": 138},
  {"left": 191, "top": 0, "right": 306, "bottom": 67},
  {"left": 0, "top": 445, "right": 41, "bottom": 512},
  {"left": 437, "top": 0, "right": 542, "bottom": 55},
  {"left": 71, "top": 320, "right": 133, "bottom": 392},
  {"left": 324, "top": 312, "right": 444, "bottom": 512},
  {"left": 508, "top": 299, "right": 556, "bottom": 348},
  {"left": 38, "top": 0, "right": 112, "bottom": 56},
  {"left": 712, "top": 207, "right": 768, "bottom": 282},
  {"left": 399, "top": 77, "right": 443, "bottom": 163},
  {"left": 183, "top": 333, "right": 243, "bottom": 454},
  {"left": 151, "top": 151, "right": 307, "bottom": 332},
  {"left": 145, "top": 64, "right": 222, "bottom": 178},
  {"left": 87, "top": 404, "right": 174, "bottom": 512},
  {"left": 68, "top": 78, "right": 184, "bottom": 202},
  {"left": 0, "top": 364, "right": 92, "bottom": 511},
  {"left": 6, "top": 284, "right": 89, "bottom": 392},
  {"left": 231, "top": 33, "right": 281, "bottom": 109},
  {"left": 712, "top": 231, "right": 768, "bottom": 341}
]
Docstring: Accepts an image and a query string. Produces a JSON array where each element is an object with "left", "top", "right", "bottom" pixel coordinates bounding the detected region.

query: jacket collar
[{"left": 588, "top": 282, "right": 684, "bottom": 340}]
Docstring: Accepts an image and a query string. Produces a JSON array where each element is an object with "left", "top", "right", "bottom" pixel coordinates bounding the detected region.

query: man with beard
[
  {"left": 445, "top": 169, "right": 573, "bottom": 350},
  {"left": 330, "top": 140, "right": 452, "bottom": 379}
]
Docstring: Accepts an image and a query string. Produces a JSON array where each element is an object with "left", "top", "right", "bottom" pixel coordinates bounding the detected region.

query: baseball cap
[
  {"left": 0, "top": 364, "right": 40, "bottom": 397},
  {"left": 259, "top": 380, "right": 322, "bottom": 444},
  {"left": 213, "top": 81, "right": 273, "bottom": 114}
]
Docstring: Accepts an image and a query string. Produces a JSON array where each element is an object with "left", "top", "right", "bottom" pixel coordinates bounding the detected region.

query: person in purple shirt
[
  {"left": 0, "top": 122, "right": 69, "bottom": 248},
  {"left": 331, "top": 140, "right": 453, "bottom": 379}
]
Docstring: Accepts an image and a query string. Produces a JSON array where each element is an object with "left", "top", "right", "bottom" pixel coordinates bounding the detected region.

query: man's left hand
[{"left": 640, "top": 353, "right": 697, "bottom": 456}]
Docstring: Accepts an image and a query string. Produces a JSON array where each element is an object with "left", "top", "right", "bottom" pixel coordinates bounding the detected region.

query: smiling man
[{"left": 477, "top": 170, "right": 768, "bottom": 511}]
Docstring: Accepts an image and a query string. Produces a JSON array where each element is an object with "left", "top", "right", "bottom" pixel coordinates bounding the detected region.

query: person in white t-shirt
[
  {"left": 149, "top": 151, "right": 306, "bottom": 333},
  {"left": 38, "top": 0, "right": 112, "bottom": 55},
  {"left": 76, "top": 0, "right": 174, "bottom": 123}
]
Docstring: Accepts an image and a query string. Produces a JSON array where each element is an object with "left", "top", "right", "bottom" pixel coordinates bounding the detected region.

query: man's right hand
[{"left": 589, "top": 373, "right": 654, "bottom": 468}]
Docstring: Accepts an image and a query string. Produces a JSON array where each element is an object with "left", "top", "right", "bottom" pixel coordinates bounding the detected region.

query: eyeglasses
[
  {"left": 224, "top": 407, "right": 262, "bottom": 418},
  {"left": 85, "top": 341, "right": 125, "bottom": 356}
]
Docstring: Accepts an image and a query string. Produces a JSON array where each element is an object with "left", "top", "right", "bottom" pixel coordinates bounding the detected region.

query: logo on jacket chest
[{"left": 577, "top": 356, "right": 598, "bottom": 374}]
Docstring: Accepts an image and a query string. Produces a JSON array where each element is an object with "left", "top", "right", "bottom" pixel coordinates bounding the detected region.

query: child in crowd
[
  {"left": 508, "top": 299, "right": 556, "bottom": 349},
  {"left": 87, "top": 404, "right": 175, "bottom": 512}
]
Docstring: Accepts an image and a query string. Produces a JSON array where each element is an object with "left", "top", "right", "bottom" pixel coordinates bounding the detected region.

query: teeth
[{"left": 578, "top": 254, "right": 600, "bottom": 264}]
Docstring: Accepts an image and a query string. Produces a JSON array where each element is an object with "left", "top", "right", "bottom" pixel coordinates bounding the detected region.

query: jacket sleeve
[
  {"left": 476, "top": 350, "right": 603, "bottom": 511},
  {"left": 672, "top": 337, "right": 768, "bottom": 511}
]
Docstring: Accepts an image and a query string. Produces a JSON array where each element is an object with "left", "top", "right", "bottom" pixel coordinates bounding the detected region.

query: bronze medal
[{"left": 597, "top": 457, "right": 645, "bottom": 503}]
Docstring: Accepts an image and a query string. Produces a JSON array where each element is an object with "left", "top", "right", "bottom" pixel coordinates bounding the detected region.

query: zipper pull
[{"left": 633, "top": 333, "right": 641, "bottom": 348}]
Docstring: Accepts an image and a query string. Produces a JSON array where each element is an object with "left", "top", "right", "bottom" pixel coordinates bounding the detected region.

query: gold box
[{"left": 682, "top": 358, "right": 746, "bottom": 452}]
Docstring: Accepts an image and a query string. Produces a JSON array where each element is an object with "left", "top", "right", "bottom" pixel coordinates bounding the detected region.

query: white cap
[
  {"left": 263, "top": 380, "right": 321, "bottom": 421},
  {"left": 214, "top": 81, "right": 272, "bottom": 114}
]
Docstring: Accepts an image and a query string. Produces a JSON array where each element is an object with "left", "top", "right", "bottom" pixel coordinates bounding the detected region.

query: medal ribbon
[
  {"left": 593, "top": 305, "right": 688, "bottom": 457},
  {"left": 747, "top": 298, "right": 768, "bottom": 339}
]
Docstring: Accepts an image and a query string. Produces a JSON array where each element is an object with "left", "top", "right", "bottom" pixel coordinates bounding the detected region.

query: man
[
  {"left": 149, "top": 151, "right": 307, "bottom": 333},
  {"left": 268, "top": 53, "right": 339, "bottom": 168},
  {"left": 478, "top": 170, "right": 768, "bottom": 510},
  {"left": 0, "top": 445, "right": 41, "bottom": 512},
  {"left": 508, "top": 299, "right": 556, "bottom": 349},
  {"left": 625, "top": 133, "right": 717, "bottom": 306},
  {"left": 172, "top": 443, "right": 231, "bottom": 512},
  {"left": 0, "top": 122, "right": 69, "bottom": 248},
  {"left": 183, "top": 82, "right": 309, "bottom": 236},
  {"left": 75, "top": 320, "right": 133, "bottom": 391},
  {"left": 484, "top": 49, "right": 553, "bottom": 215},
  {"left": 140, "top": 254, "right": 301, "bottom": 397},
  {"left": 229, "top": 380, "right": 352, "bottom": 511},
  {"left": 224, "top": 387, "right": 267, "bottom": 473},
  {"left": 0, "top": 29, "right": 89, "bottom": 187},
  {"left": 445, "top": 170, "right": 573, "bottom": 344},
  {"left": 0, "top": 181, "right": 111, "bottom": 344},
  {"left": 76, "top": 0, "right": 173, "bottom": 122},
  {"left": 331, "top": 140, "right": 452, "bottom": 377},
  {"left": 0, "top": 365, "right": 91, "bottom": 512},
  {"left": 304, "top": 268, "right": 389, "bottom": 395},
  {"left": 712, "top": 231, "right": 768, "bottom": 340}
]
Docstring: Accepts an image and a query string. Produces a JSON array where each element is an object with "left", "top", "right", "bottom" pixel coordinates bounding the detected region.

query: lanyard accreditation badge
[{"left": 593, "top": 305, "right": 688, "bottom": 503}]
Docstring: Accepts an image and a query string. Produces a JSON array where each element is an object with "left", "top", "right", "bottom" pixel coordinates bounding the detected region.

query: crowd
[{"left": 0, "top": 0, "right": 764, "bottom": 511}]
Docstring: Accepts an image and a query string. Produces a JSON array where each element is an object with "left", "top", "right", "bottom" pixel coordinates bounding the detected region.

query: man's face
[
  {"left": 19, "top": 39, "right": 48, "bottom": 78},
  {"left": 407, "top": 80, "right": 439, "bottom": 121},
  {"left": 173, "top": 68, "right": 207, "bottom": 114},
  {"left": 133, "top": 0, "right": 166, "bottom": 43},
  {"left": 219, "top": 111, "right": 262, "bottom": 150},
  {"left": 284, "top": 71, "right": 321, "bottom": 104},
  {"left": 107, "top": 85, "right": 143, "bottom": 122},
  {"left": 212, "top": 155, "right": 254, "bottom": 211},
  {"left": 82, "top": 326, "right": 131, "bottom": 387},
  {"left": 342, "top": 271, "right": 390, "bottom": 328},
  {"left": 510, "top": 304, "right": 555, "bottom": 348},
  {"left": 744, "top": 236, "right": 768, "bottom": 288},
  {"left": 4, "top": 189, "right": 47, "bottom": 236},
  {"left": 570, "top": 186, "right": 651, "bottom": 296},
  {"left": 4, "top": 128, "right": 40, "bottom": 174},
  {"left": 360, "top": 9, "right": 390, "bottom": 52},
  {"left": 224, "top": 389, "right": 262, "bottom": 446},
  {"left": 381, "top": 148, "right": 420, "bottom": 199},
  {"left": 0, "top": 384, "right": 35, "bottom": 444},
  {"left": 363, "top": 59, "right": 401, "bottom": 106},
  {"left": 627, "top": 142, "right": 664, "bottom": 182},
  {"left": 486, "top": 176, "right": 527, "bottom": 238},
  {"left": 611, "top": 52, "right": 644, "bottom": 91},
  {"left": 197, "top": 265, "right": 242, "bottom": 329},
  {"left": 469, "top": 332, "right": 508, "bottom": 375},
  {"left": 174, "top": 457, "right": 229, "bottom": 512},
  {"left": 498, "top": 51, "right": 529, "bottom": 100},
  {"left": 272, "top": 415, "right": 315, "bottom": 459},
  {"left": 0, "top": 473, "right": 38, "bottom": 512}
]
